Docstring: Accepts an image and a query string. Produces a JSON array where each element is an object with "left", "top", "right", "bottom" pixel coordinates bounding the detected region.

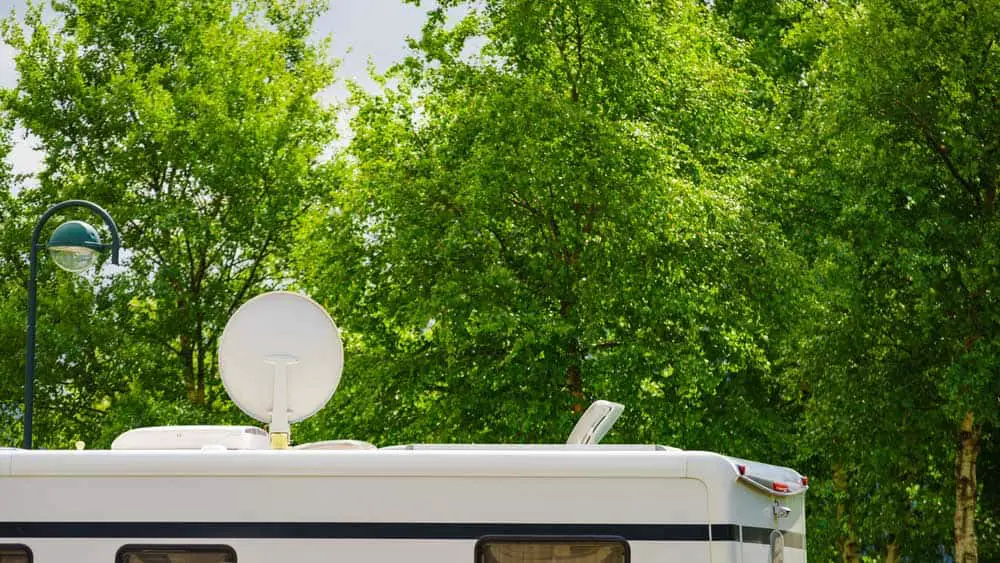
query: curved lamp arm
[
  {"left": 30, "top": 199, "right": 121, "bottom": 264},
  {"left": 24, "top": 200, "right": 122, "bottom": 449}
]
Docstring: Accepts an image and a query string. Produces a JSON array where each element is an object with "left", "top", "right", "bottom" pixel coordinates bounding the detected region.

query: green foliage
[
  {"left": 712, "top": 0, "right": 818, "bottom": 82},
  {"left": 294, "top": 0, "right": 804, "bottom": 462},
  {"left": 780, "top": 0, "right": 1000, "bottom": 558},
  {"left": 1, "top": 0, "right": 337, "bottom": 446}
]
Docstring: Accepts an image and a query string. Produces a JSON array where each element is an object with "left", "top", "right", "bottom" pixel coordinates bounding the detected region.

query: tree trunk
[
  {"left": 565, "top": 361, "right": 584, "bottom": 413},
  {"left": 564, "top": 336, "right": 584, "bottom": 414},
  {"left": 194, "top": 316, "right": 206, "bottom": 405},
  {"left": 840, "top": 530, "right": 861, "bottom": 562},
  {"left": 559, "top": 298, "right": 584, "bottom": 413},
  {"left": 954, "top": 410, "right": 980, "bottom": 563},
  {"left": 885, "top": 540, "right": 900, "bottom": 563},
  {"left": 181, "top": 334, "right": 199, "bottom": 403},
  {"left": 834, "top": 465, "right": 861, "bottom": 563}
]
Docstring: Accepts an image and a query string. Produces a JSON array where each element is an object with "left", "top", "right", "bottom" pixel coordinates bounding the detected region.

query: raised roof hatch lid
[
  {"left": 566, "top": 400, "right": 624, "bottom": 445},
  {"left": 111, "top": 426, "right": 270, "bottom": 450}
]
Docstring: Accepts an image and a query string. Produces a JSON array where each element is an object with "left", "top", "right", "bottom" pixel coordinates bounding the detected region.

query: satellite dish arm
[{"left": 265, "top": 354, "right": 298, "bottom": 449}]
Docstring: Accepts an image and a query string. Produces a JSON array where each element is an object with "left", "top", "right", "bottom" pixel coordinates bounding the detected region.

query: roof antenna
[
  {"left": 566, "top": 400, "right": 624, "bottom": 445},
  {"left": 218, "top": 292, "right": 344, "bottom": 449}
]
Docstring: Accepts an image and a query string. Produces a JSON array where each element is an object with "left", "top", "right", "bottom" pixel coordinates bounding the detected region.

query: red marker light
[
  {"left": 772, "top": 481, "right": 790, "bottom": 492},
  {"left": 737, "top": 464, "right": 747, "bottom": 475},
  {"left": 801, "top": 476, "right": 809, "bottom": 486}
]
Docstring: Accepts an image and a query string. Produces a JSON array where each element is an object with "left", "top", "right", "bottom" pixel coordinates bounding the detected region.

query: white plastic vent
[{"left": 111, "top": 426, "right": 270, "bottom": 450}]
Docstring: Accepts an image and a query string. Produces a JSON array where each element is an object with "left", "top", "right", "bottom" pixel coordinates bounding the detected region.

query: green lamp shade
[{"left": 47, "top": 220, "right": 102, "bottom": 273}]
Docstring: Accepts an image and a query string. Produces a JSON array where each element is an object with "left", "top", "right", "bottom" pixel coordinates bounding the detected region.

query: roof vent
[
  {"left": 111, "top": 426, "right": 270, "bottom": 450},
  {"left": 566, "top": 400, "right": 624, "bottom": 445},
  {"left": 293, "top": 440, "right": 376, "bottom": 451}
]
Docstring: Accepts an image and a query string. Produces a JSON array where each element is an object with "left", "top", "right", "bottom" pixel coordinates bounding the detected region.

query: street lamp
[{"left": 24, "top": 200, "right": 122, "bottom": 449}]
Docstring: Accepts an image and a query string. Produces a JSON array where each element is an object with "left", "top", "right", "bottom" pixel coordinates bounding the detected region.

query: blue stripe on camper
[
  {"left": 710, "top": 524, "right": 739, "bottom": 541},
  {"left": 0, "top": 522, "right": 802, "bottom": 547}
]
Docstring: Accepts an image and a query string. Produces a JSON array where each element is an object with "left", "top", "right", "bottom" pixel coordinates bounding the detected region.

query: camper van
[{"left": 0, "top": 292, "right": 807, "bottom": 563}]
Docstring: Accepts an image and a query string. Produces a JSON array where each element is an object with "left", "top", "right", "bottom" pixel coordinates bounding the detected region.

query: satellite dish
[{"left": 218, "top": 292, "right": 343, "bottom": 447}]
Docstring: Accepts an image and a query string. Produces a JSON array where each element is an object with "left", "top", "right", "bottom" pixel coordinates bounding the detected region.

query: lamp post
[{"left": 24, "top": 200, "right": 122, "bottom": 449}]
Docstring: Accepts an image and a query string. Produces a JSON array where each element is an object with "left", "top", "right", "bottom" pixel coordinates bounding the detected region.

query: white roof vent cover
[
  {"left": 111, "top": 426, "right": 270, "bottom": 450},
  {"left": 566, "top": 400, "right": 624, "bottom": 445}
]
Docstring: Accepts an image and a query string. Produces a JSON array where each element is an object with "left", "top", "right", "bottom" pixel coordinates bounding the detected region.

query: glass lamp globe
[{"left": 47, "top": 220, "right": 103, "bottom": 273}]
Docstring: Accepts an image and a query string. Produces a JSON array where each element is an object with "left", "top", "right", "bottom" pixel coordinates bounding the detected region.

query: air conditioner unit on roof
[{"left": 111, "top": 425, "right": 270, "bottom": 451}]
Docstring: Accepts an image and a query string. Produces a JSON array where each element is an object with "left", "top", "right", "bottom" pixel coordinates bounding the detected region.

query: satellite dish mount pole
[{"left": 265, "top": 354, "right": 298, "bottom": 449}]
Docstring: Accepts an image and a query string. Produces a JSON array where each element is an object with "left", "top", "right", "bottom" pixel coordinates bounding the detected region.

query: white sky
[{"left": 0, "top": 0, "right": 431, "bottom": 186}]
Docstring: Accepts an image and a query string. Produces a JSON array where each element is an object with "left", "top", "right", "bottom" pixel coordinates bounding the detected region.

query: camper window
[
  {"left": 0, "top": 545, "right": 31, "bottom": 563},
  {"left": 475, "top": 538, "right": 629, "bottom": 563},
  {"left": 116, "top": 545, "right": 235, "bottom": 563}
]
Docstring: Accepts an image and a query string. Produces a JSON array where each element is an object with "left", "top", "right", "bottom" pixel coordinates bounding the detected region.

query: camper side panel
[{"left": 1, "top": 473, "right": 715, "bottom": 563}]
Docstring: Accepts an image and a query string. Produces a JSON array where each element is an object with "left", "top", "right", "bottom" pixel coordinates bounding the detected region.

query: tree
[
  {"left": 0, "top": 110, "right": 24, "bottom": 447},
  {"left": 0, "top": 111, "right": 127, "bottom": 448},
  {"left": 792, "top": 236, "right": 955, "bottom": 561},
  {"left": 1, "top": 0, "right": 337, "bottom": 446},
  {"left": 296, "top": 0, "right": 805, "bottom": 462},
  {"left": 789, "top": 0, "right": 1000, "bottom": 560}
]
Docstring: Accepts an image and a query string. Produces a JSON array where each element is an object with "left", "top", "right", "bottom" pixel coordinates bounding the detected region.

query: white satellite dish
[{"left": 218, "top": 291, "right": 343, "bottom": 448}]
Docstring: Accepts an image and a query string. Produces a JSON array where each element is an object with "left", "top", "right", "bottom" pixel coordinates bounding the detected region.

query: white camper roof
[{"left": 0, "top": 444, "right": 807, "bottom": 498}]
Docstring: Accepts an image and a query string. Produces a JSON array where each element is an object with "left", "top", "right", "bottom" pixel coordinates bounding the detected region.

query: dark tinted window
[
  {"left": 0, "top": 545, "right": 31, "bottom": 563},
  {"left": 117, "top": 546, "right": 236, "bottom": 563},
  {"left": 477, "top": 538, "right": 628, "bottom": 563}
]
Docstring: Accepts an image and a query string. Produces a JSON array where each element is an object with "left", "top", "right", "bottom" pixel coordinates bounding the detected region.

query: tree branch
[{"left": 894, "top": 98, "right": 980, "bottom": 207}]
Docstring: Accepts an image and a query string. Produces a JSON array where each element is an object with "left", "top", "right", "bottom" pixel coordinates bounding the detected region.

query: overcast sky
[{"left": 0, "top": 0, "right": 430, "bottom": 184}]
